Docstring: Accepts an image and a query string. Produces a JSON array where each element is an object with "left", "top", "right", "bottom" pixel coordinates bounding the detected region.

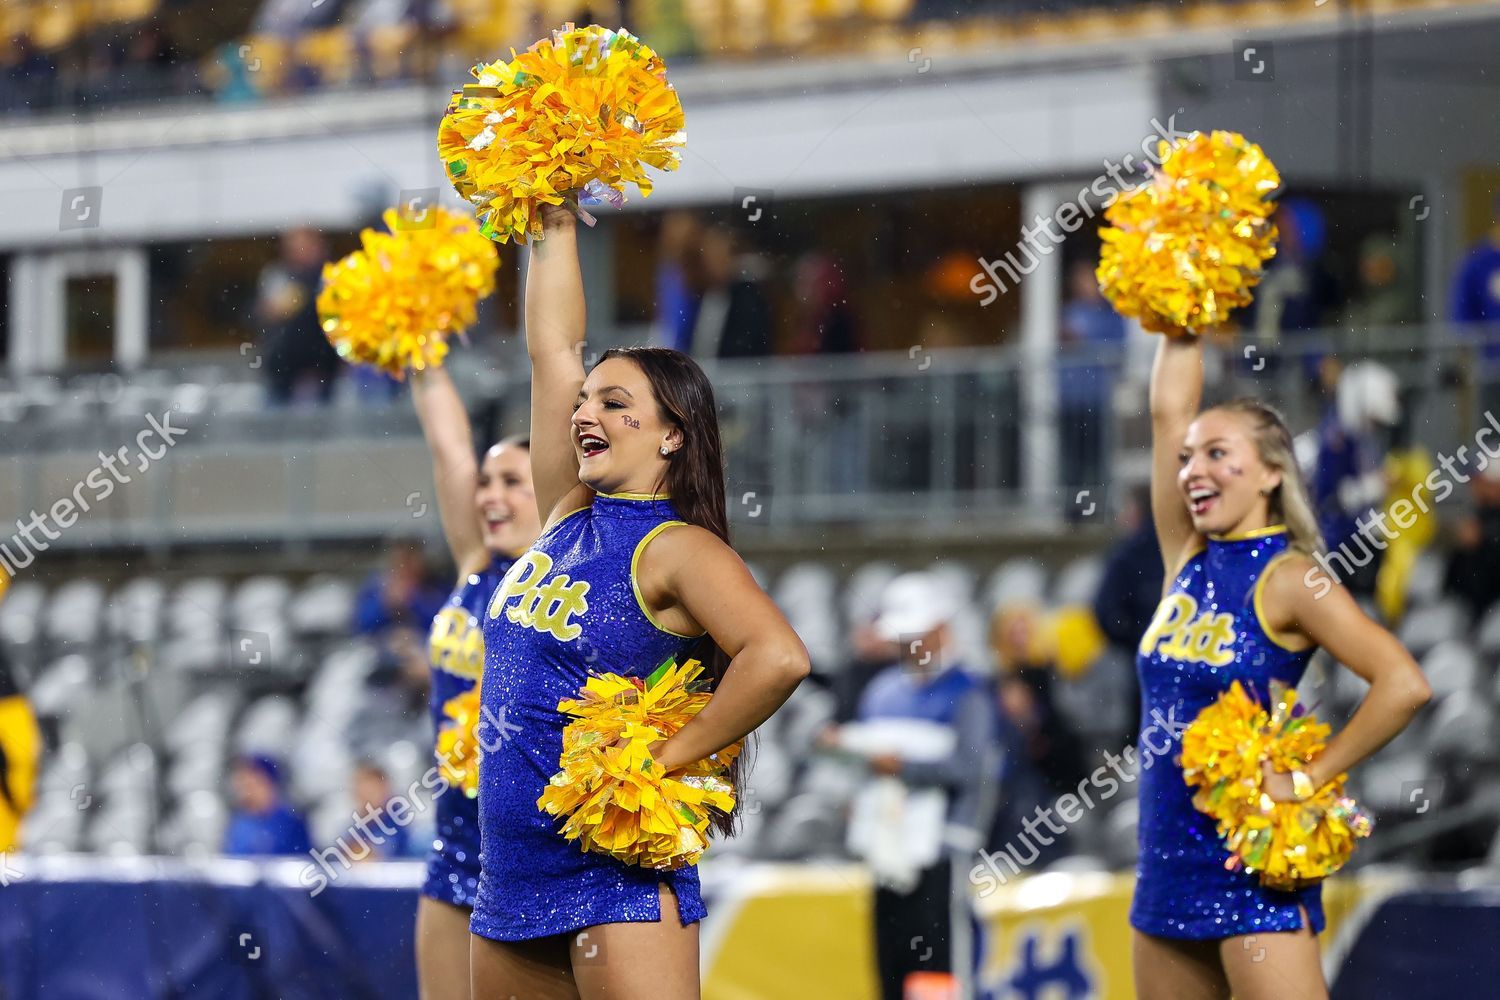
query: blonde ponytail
[{"left": 1214, "top": 397, "right": 1325, "bottom": 556}]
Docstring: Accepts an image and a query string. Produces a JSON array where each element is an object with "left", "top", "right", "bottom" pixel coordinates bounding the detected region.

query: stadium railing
[{"left": 0, "top": 323, "right": 1496, "bottom": 548}]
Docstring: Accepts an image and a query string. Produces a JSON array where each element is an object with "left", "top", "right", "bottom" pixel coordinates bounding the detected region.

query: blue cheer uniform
[
  {"left": 1131, "top": 525, "right": 1324, "bottom": 939},
  {"left": 471, "top": 492, "right": 709, "bottom": 942},
  {"left": 422, "top": 557, "right": 512, "bottom": 908}
]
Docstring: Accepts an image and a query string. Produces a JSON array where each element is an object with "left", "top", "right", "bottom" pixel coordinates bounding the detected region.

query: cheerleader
[
  {"left": 408, "top": 366, "right": 542, "bottom": 1000},
  {"left": 1132, "top": 331, "right": 1431, "bottom": 999},
  {"left": 468, "top": 203, "right": 811, "bottom": 998}
]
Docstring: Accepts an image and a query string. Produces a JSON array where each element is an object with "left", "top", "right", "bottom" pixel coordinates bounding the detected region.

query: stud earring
[
  {"left": 660, "top": 446, "right": 670, "bottom": 456},
  {"left": 1259, "top": 487, "right": 1271, "bottom": 497}
]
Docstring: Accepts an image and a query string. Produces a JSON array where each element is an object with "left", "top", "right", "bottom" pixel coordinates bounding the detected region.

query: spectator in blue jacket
[
  {"left": 1451, "top": 192, "right": 1500, "bottom": 338},
  {"left": 222, "top": 754, "right": 311, "bottom": 857},
  {"left": 353, "top": 538, "right": 446, "bottom": 636},
  {"left": 822, "top": 571, "right": 1000, "bottom": 1000}
]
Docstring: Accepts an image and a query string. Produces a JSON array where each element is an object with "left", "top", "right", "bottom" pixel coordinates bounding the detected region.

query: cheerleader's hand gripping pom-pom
[
  {"left": 436, "top": 23, "right": 685, "bottom": 244},
  {"left": 317, "top": 205, "right": 499, "bottom": 378},
  {"left": 1097, "top": 130, "right": 1281, "bottom": 335},
  {"left": 1180, "top": 680, "right": 1373, "bottom": 891},
  {"left": 435, "top": 687, "right": 484, "bottom": 799},
  {"left": 537, "top": 656, "right": 741, "bottom": 870}
]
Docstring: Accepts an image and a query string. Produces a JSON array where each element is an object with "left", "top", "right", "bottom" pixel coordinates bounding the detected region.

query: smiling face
[
  {"left": 572, "top": 356, "right": 681, "bottom": 495},
  {"left": 475, "top": 442, "right": 540, "bottom": 557},
  {"left": 1177, "top": 408, "right": 1281, "bottom": 536}
]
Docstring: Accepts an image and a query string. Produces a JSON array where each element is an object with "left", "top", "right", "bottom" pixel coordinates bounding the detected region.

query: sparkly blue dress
[
  {"left": 471, "top": 492, "right": 709, "bottom": 942},
  {"left": 421, "top": 558, "right": 511, "bottom": 908},
  {"left": 1132, "top": 525, "right": 1324, "bottom": 940}
]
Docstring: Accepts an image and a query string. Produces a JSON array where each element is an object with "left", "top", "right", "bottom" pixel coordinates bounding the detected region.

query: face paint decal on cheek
[
  {"left": 1227, "top": 466, "right": 1244, "bottom": 477},
  {"left": 622, "top": 415, "right": 641, "bottom": 429}
]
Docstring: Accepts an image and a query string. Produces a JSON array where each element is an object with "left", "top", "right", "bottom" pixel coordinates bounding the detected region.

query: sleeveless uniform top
[
  {"left": 1131, "top": 525, "right": 1324, "bottom": 940},
  {"left": 470, "top": 492, "right": 710, "bottom": 942},
  {"left": 420, "top": 557, "right": 511, "bottom": 908}
]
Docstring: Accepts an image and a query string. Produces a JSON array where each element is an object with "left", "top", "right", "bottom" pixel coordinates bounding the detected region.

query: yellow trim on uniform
[
  {"left": 1210, "top": 523, "right": 1289, "bottom": 542},
  {"left": 1167, "top": 540, "right": 1207, "bottom": 583},
  {"left": 1252, "top": 550, "right": 1309, "bottom": 652},
  {"left": 630, "top": 520, "right": 706, "bottom": 639},
  {"left": 600, "top": 490, "right": 672, "bottom": 501},
  {"left": 544, "top": 505, "right": 590, "bottom": 534}
]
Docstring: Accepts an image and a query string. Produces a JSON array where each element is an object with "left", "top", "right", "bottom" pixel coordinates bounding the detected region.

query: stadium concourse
[{"left": 5, "top": 0, "right": 1500, "bottom": 998}]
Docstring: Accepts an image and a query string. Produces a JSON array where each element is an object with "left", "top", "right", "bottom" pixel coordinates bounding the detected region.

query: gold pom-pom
[
  {"left": 435, "top": 686, "right": 484, "bottom": 799},
  {"left": 1180, "top": 680, "right": 1373, "bottom": 890},
  {"left": 1097, "top": 130, "right": 1281, "bottom": 335},
  {"left": 316, "top": 205, "right": 499, "bottom": 378},
  {"left": 436, "top": 23, "right": 686, "bottom": 244},
  {"left": 537, "top": 656, "right": 741, "bottom": 870}
]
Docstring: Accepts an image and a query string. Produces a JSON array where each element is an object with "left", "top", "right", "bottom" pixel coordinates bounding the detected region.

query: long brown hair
[
  {"left": 598, "top": 347, "right": 743, "bottom": 836},
  {"left": 1212, "top": 397, "right": 1324, "bottom": 555}
]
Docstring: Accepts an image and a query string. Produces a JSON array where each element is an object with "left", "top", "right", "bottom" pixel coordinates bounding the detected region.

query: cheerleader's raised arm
[
  {"left": 524, "top": 203, "right": 590, "bottom": 527},
  {"left": 1148, "top": 332, "right": 1207, "bottom": 580}
]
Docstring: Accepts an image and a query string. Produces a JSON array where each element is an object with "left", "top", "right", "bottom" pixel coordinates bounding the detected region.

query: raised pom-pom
[
  {"left": 435, "top": 686, "right": 484, "bottom": 799},
  {"left": 436, "top": 23, "right": 685, "bottom": 244},
  {"left": 1097, "top": 130, "right": 1281, "bottom": 335},
  {"left": 537, "top": 656, "right": 740, "bottom": 870},
  {"left": 1180, "top": 680, "right": 1373, "bottom": 891},
  {"left": 316, "top": 205, "right": 498, "bottom": 378}
]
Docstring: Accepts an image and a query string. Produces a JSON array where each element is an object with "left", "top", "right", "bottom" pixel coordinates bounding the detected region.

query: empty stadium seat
[
  {"left": 1399, "top": 600, "right": 1471, "bottom": 659},
  {"left": 842, "top": 561, "right": 899, "bottom": 626},
  {"left": 1051, "top": 555, "right": 1105, "bottom": 608},
  {"left": 107, "top": 578, "right": 166, "bottom": 644},
  {"left": 168, "top": 577, "right": 228, "bottom": 639},
  {"left": 234, "top": 695, "right": 302, "bottom": 754},
  {"left": 44, "top": 579, "right": 106, "bottom": 647},
  {"left": 0, "top": 581, "right": 46, "bottom": 647},
  {"left": 1421, "top": 640, "right": 1481, "bottom": 701},
  {"left": 289, "top": 575, "right": 358, "bottom": 636},
  {"left": 773, "top": 561, "right": 843, "bottom": 672},
  {"left": 29, "top": 654, "right": 94, "bottom": 717},
  {"left": 984, "top": 558, "right": 1048, "bottom": 612},
  {"left": 1427, "top": 697, "right": 1498, "bottom": 764}
]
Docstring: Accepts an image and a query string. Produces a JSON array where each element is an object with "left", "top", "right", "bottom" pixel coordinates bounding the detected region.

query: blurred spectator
[
  {"left": 223, "top": 754, "right": 312, "bottom": 856},
  {"left": 353, "top": 538, "right": 447, "bottom": 636},
  {"left": 653, "top": 210, "right": 704, "bottom": 352},
  {"left": 1248, "top": 199, "right": 1340, "bottom": 383},
  {"left": 0, "top": 34, "right": 58, "bottom": 113},
  {"left": 205, "top": 41, "right": 262, "bottom": 103},
  {"left": 348, "top": 625, "right": 430, "bottom": 755},
  {"left": 350, "top": 364, "right": 405, "bottom": 407},
  {"left": 820, "top": 572, "right": 998, "bottom": 1000},
  {"left": 1341, "top": 235, "right": 1419, "bottom": 331},
  {"left": 256, "top": 226, "right": 342, "bottom": 406},
  {"left": 1312, "top": 361, "right": 1400, "bottom": 596},
  {"left": 1445, "top": 469, "right": 1500, "bottom": 620},
  {"left": 691, "top": 225, "right": 773, "bottom": 360},
  {"left": 790, "top": 252, "right": 862, "bottom": 355},
  {"left": 1451, "top": 192, "right": 1500, "bottom": 361},
  {"left": 1091, "top": 483, "right": 1162, "bottom": 745},
  {"left": 350, "top": 759, "right": 413, "bottom": 860},
  {"left": 0, "top": 642, "right": 40, "bottom": 853},
  {"left": 986, "top": 601, "right": 1088, "bottom": 859},
  {"left": 1058, "top": 259, "right": 1126, "bottom": 501}
]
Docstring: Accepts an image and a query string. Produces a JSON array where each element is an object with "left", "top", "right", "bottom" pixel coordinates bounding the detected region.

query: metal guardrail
[{"left": 1, "top": 324, "right": 1498, "bottom": 552}]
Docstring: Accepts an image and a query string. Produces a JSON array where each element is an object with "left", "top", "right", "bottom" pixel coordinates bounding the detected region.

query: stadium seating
[{"left": 14, "top": 538, "right": 1496, "bottom": 875}]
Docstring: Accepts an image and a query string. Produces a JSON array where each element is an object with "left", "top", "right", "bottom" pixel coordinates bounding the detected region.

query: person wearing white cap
[{"left": 820, "top": 571, "right": 1000, "bottom": 1000}]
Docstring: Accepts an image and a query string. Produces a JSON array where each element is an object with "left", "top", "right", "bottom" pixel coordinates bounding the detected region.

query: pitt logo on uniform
[
  {"left": 487, "top": 551, "right": 590, "bottom": 642},
  {"left": 1138, "top": 593, "right": 1236, "bottom": 667},
  {"left": 429, "top": 607, "right": 484, "bottom": 680}
]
